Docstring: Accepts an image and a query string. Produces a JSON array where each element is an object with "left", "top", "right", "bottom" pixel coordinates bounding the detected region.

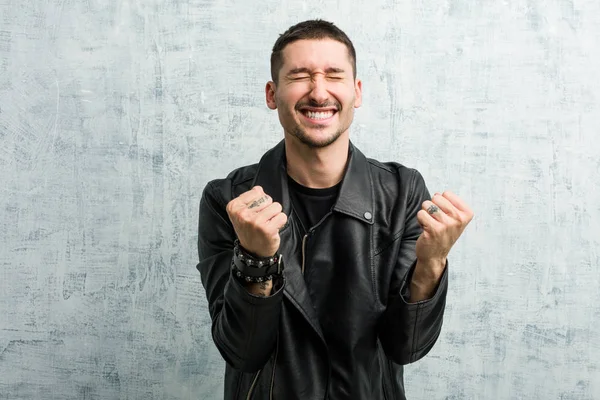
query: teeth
[{"left": 306, "top": 110, "right": 334, "bottom": 120}]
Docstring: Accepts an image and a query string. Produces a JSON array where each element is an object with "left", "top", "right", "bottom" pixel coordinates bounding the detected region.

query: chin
[{"left": 291, "top": 128, "right": 343, "bottom": 149}]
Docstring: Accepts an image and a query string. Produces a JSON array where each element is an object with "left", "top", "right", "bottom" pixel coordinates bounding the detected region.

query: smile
[
  {"left": 304, "top": 110, "right": 335, "bottom": 119},
  {"left": 299, "top": 109, "right": 337, "bottom": 123}
]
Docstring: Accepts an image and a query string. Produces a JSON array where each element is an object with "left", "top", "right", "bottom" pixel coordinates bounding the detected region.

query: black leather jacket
[{"left": 197, "top": 140, "right": 448, "bottom": 400}]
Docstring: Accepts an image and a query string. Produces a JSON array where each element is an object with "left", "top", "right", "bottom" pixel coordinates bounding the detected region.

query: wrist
[
  {"left": 243, "top": 280, "right": 274, "bottom": 297},
  {"left": 231, "top": 239, "right": 284, "bottom": 284},
  {"left": 409, "top": 258, "right": 446, "bottom": 302},
  {"left": 238, "top": 273, "right": 284, "bottom": 298},
  {"left": 238, "top": 240, "right": 276, "bottom": 259},
  {"left": 413, "top": 257, "right": 446, "bottom": 282}
]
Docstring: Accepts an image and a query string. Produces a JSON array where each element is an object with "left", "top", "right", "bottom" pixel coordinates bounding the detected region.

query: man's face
[{"left": 266, "top": 39, "right": 362, "bottom": 148}]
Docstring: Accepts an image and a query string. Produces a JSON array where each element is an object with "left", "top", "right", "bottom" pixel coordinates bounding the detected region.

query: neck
[{"left": 284, "top": 133, "right": 350, "bottom": 189}]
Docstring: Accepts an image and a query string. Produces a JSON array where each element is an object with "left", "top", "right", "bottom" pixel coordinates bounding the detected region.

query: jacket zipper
[
  {"left": 246, "top": 334, "right": 280, "bottom": 399},
  {"left": 382, "top": 376, "right": 389, "bottom": 400},
  {"left": 300, "top": 209, "right": 331, "bottom": 275},
  {"left": 246, "top": 369, "right": 262, "bottom": 400},
  {"left": 301, "top": 233, "right": 309, "bottom": 274},
  {"left": 269, "top": 334, "right": 280, "bottom": 400},
  {"left": 386, "top": 359, "right": 397, "bottom": 400}
]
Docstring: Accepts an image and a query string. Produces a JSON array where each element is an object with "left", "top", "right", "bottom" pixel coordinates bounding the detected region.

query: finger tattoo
[{"left": 248, "top": 196, "right": 266, "bottom": 209}]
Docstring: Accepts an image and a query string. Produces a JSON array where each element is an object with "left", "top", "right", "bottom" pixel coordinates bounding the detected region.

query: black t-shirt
[{"left": 287, "top": 175, "right": 341, "bottom": 234}]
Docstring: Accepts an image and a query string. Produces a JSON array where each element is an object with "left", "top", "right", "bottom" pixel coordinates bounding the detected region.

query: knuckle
[{"left": 277, "top": 214, "right": 286, "bottom": 225}]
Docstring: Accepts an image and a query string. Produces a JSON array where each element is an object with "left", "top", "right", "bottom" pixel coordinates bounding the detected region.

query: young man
[{"left": 197, "top": 19, "right": 473, "bottom": 400}]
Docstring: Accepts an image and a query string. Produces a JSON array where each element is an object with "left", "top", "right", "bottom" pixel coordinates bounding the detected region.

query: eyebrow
[{"left": 287, "top": 67, "right": 346, "bottom": 75}]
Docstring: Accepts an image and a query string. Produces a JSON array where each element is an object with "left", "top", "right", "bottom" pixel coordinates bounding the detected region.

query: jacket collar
[{"left": 251, "top": 139, "right": 375, "bottom": 225}]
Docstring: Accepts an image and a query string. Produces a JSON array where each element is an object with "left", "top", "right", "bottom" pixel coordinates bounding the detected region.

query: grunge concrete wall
[{"left": 1, "top": 0, "right": 598, "bottom": 399}]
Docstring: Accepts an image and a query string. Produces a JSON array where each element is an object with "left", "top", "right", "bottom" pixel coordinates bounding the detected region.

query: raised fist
[{"left": 226, "top": 186, "right": 288, "bottom": 258}]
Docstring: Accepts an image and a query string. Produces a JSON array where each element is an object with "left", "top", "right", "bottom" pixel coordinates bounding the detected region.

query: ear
[
  {"left": 353, "top": 78, "right": 363, "bottom": 108},
  {"left": 265, "top": 81, "right": 277, "bottom": 110}
]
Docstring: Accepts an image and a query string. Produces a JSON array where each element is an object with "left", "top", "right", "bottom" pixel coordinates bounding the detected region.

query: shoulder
[
  {"left": 364, "top": 155, "right": 431, "bottom": 214},
  {"left": 366, "top": 156, "right": 426, "bottom": 192}
]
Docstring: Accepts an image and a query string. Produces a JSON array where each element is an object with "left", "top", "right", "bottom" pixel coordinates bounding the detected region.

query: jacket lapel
[
  {"left": 249, "top": 139, "right": 377, "bottom": 345},
  {"left": 250, "top": 140, "right": 326, "bottom": 343}
]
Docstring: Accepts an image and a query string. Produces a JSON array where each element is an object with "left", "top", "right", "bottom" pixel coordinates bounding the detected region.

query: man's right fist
[{"left": 226, "top": 186, "right": 288, "bottom": 258}]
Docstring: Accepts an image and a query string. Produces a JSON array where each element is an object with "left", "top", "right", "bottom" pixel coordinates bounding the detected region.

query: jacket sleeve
[
  {"left": 196, "top": 180, "right": 284, "bottom": 373},
  {"left": 378, "top": 168, "right": 449, "bottom": 365}
]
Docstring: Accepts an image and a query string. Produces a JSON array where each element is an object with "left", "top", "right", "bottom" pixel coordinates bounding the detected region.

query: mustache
[{"left": 295, "top": 99, "right": 341, "bottom": 111}]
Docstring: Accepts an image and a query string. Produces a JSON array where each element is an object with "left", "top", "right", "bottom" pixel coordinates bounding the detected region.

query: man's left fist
[{"left": 415, "top": 191, "right": 474, "bottom": 266}]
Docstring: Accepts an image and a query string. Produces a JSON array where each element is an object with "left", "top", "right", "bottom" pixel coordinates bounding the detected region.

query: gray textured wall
[{"left": 1, "top": 0, "right": 598, "bottom": 399}]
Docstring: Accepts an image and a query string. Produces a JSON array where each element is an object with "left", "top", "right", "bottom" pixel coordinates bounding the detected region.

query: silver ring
[{"left": 427, "top": 205, "right": 439, "bottom": 215}]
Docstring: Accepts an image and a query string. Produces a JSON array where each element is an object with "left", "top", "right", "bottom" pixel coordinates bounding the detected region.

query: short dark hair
[{"left": 270, "top": 19, "right": 357, "bottom": 84}]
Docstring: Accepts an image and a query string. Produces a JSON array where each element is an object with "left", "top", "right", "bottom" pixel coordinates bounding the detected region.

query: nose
[{"left": 309, "top": 75, "right": 329, "bottom": 105}]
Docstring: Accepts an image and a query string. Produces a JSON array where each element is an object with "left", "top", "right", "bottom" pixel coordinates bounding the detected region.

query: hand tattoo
[{"left": 248, "top": 196, "right": 266, "bottom": 209}]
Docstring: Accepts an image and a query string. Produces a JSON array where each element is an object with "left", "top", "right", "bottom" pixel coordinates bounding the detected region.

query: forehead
[{"left": 280, "top": 39, "right": 352, "bottom": 71}]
